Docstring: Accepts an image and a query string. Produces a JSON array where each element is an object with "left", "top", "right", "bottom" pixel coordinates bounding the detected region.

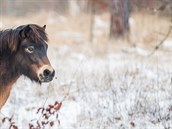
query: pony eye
[{"left": 25, "top": 46, "right": 34, "bottom": 53}]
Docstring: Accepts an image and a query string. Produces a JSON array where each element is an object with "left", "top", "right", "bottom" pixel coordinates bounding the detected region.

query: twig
[
  {"left": 148, "top": 25, "right": 172, "bottom": 56},
  {"left": 148, "top": 7, "right": 172, "bottom": 56},
  {"left": 61, "top": 58, "right": 85, "bottom": 102}
]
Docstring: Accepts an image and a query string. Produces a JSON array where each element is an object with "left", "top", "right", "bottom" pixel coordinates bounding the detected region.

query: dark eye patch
[
  {"left": 21, "top": 38, "right": 47, "bottom": 52},
  {"left": 36, "top": 41, "right": 48, "bottom": 51}
]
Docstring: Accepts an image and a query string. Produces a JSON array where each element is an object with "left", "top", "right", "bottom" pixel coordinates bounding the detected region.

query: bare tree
[{"left": 109, "top": 0, "right": 130, "bottom": 39}]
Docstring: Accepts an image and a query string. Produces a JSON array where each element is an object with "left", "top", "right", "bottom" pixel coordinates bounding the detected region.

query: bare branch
[{"left": 148, "top": 26, "right": 172, "bottom": 56}]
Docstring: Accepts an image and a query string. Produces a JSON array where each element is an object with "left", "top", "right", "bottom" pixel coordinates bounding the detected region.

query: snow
[
  {"left": 122, "top": 47, "right": 151, "bottom": 56},
  {"left": 0, "top": 22, "right": 4, "bottom": 28},
  {"left": 94, "top": 16, "right": 108, "bottom": 30},
  {"left": 162, "top": 39, "right": 172, "bottom": 48},
  {"left": 129, "top": 17, "right": 136, "bottom": 26},
  {"left": 93, "top": 15, "right": 109, "bottom": 37},
  {"left": 1, "top": 44, "right": 172, "bottom": 129}
]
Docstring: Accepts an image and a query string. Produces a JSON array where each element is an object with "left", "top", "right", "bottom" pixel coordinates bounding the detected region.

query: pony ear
[
  {"left": 43, "top": 25, "right": 46, "bottom": 30},
  {"left": 19, "top": 25, "right": 31, "bottom": 39}
]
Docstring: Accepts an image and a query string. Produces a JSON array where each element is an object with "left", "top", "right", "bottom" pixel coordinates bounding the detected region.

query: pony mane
[
  {"left": 17, "top": 24, "right": 48, "bottom": 43},
  {"left": 0, "top": 24, "right": 48, "bottom": 55},
  {"left": 0, "top": 29, "right": 20, "bottom": 54}
]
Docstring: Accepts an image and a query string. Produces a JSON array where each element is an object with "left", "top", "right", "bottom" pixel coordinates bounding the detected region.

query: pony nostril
[
  {"left": 38, "top": 65, "right": 55, "bottom": 82},
  {"left": 43, "top": 69, "right": 51, "bottom": 77}
]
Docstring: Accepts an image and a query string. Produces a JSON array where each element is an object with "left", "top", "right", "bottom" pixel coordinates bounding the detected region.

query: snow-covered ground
[{"left": 1, "top": 44, "right": 172, "bottom": 129}]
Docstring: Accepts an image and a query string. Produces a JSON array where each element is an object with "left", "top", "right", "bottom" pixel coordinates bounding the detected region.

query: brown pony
[{"left": 0, "top": 24, "right": 55, "bottom": 109}]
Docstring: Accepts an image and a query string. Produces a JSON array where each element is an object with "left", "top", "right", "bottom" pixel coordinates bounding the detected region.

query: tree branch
[{"left": 148, "top": 25, "right": 172, "bottom": 56}]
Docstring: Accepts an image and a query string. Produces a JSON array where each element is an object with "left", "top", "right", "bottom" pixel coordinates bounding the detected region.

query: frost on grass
[{"left": 1, "top": 45, "right": 172, "bottom": 129}]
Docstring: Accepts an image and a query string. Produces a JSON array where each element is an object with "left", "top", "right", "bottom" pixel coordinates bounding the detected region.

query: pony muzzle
[{"left": 37, "top": 65, "right": 55, "bottom": 82}]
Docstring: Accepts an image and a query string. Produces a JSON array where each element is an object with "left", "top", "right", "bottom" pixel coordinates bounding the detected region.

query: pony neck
[
  {"left": 0, "top": 55, "right": 20, "bottom": 109},
  {"left": 0, "top": 77, "right": 19, "bottom": 109}
]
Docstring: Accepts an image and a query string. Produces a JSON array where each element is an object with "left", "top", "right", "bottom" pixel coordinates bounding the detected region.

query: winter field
[{"left": 0, "top": 12, "right": 172, "bottom": 129}]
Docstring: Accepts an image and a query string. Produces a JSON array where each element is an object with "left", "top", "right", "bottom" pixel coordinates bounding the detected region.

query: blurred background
[
  {"left": 0, "top": 0, "right": 171, "bottom": 46},
  {"left": 0, "top": 0, "right": 172, "bottom": 129}
]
